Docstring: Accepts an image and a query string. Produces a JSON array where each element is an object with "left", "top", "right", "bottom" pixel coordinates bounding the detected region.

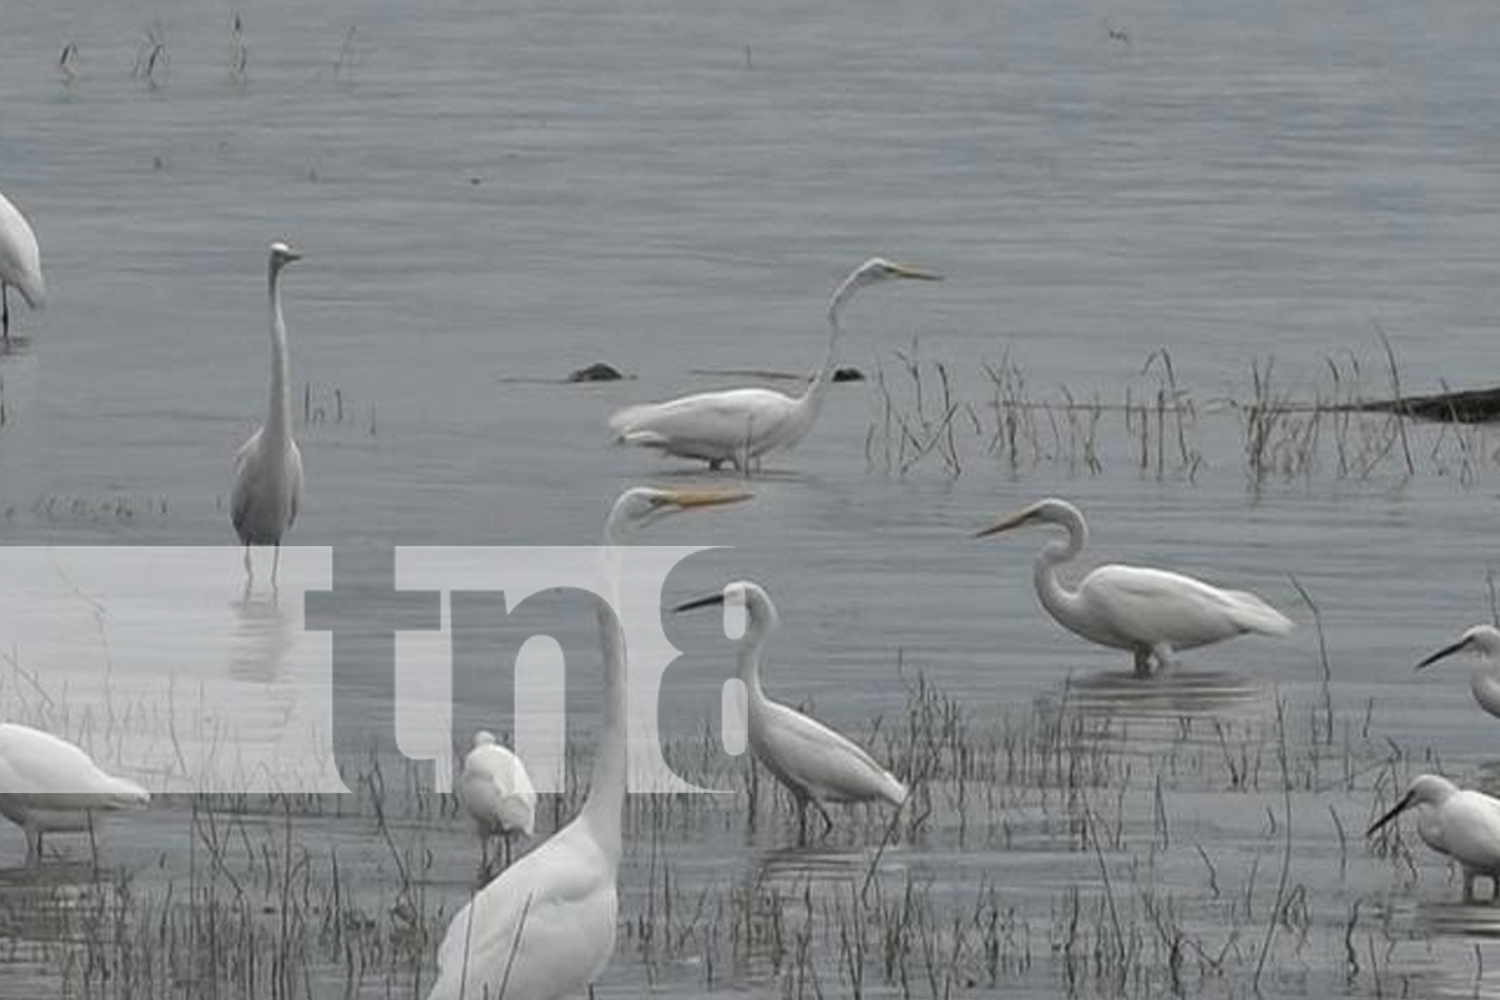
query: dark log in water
[
  {"left": 566, "top": 362, "right": 625, "bottom": 382},
  {"left": 1349, "top": 385, "right": 1500, "bottom": 423}
]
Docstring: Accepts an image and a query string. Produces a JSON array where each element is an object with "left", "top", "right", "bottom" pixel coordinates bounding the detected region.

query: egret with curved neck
[
  {"left": 975, "top": 498, "right": 1292, "bottom": 675},
  {"left": 0, "top": 184, "right": 44, "bottom": 345},
  {"left": 608, "top": 257, "right": 940, "bottom": 472},
  {"left": 230, "top": 241, "right": 304, "bottom": 590},
  {"left": 675, "top": 580, "right": 906, "bottom": 844},
  {"left": 424, "top": 486, "right": 750, "bottom": 1000},
  {"left": 1367, "top": 773, "right": 1500, "bottom": 903},
  {"left": 1416, "top": 625, "right": 1500, "bottom": 720}
]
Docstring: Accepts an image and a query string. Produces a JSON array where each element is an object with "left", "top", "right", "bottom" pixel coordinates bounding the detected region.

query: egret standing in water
[
  {"left": 1415, "top": 625, "right": 1500, "bottom": 720},
  {"left": 424, "top": 487, "right": 751, "bottom": 1000},
  {"left": 0, "top": 185, "right": 45, "bottom": 345},
  {"left": 0, "top": 723, "right": 150, "bottom": 865},
  {"left": 230, "top": 241, "right": 303, "bottom": 589},
  {"left": 607, "top": 257, "right": 940, "bottom": 472},
  {"left": 675, "top": 580, "right": 907, "bottom": 843},
  {"left": 975, "top": 498, "right": 1292, "bottom": 675},
  {"left": 1367, "top": 773, "right": 1500, "bottom": 903},
  {"left": 456, "top": 730, "right": 536, "bottom": 876}
]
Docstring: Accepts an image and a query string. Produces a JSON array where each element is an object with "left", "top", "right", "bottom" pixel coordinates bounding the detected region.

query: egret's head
[
  {"left": 851, "top": 257, "right": 942, "bottom": 289},
  {"left": 607, "top": 486, "right": 752, "bottom": 535},
  {"left": 1415, "top": 624, "right": 1500, "bottom": 671},
  {"left": 472, "top": 730, "right": 497, "bottom": 748},
  {"left": 974, "top": 498, "right": 1072, "bottom": 538},
  {"left": 1366, "top": 773, "right": 1460, "bottom": 836},
  {"left": 673, "top": 579, "right": 778, "bottom": 634},
  {"left": 269, "top": 241, "right": 302, "bottom": 271}
]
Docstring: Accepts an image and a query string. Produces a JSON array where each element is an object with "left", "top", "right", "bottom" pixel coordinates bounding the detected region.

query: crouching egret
[
  {"left": 0, "top": 185, "right": 44, "bottom": 344},
  {"left": 975, "top": 498, "right": 1292, "bottom": 675},
  {"left": 231, "top": 241, "right": 304, "bottom": 589},
  {"left": 607, "top": 257, "right": 940, "bottom": 472},
  {"left": 1367, "top": 773, "right": 1500, "bottom": 903},
  {"left": 675, "top": 580, "right": 907, "bottom": 844},
  {"left": 1416, "top": 625, "right": 1500, "bottom": 720},
  {"left": 424, "top": 486, "right": 751, "bottom": 1000},
  {"left": 456, "top": 730, "right": 536, "bottom": 875},
  {"left": 0, "top": 723, "right": 150, "bottom": 865}
]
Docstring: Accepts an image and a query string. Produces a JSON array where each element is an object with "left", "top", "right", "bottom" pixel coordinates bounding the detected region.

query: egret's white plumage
[
  {"left": 456, "top": 730, "right": 536, "bottom": 872},
  {"left": 608, "top": 257, "right": 940, "bottom": 472},
  {"left": 676, "top": 580, "right": 906, "bottom": 842},
  {"left": 0, "top": 185, "right": 44, "bottom": 343},
  {"left": 0, "top": 723, "right": 150, "bottom": 865},
  {"left": 1367, "top": 773, "right": 1500, "bottom": 903},
  {"left": 231, "top": 241, "right": 304, "bottom": 588},
  {"left": 424, "top": 487, "right": 750, "bottom": 1000},
  {"left": 976, "top": 498, "right": 1292, "bottom": 675},
  {"left": 1416, "top": 625, "right": 1500, "bottom": 721}
]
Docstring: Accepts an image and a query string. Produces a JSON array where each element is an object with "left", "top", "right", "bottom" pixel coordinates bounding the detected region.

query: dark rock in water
[
  {"left": 1351, "top": 385, "right": 1500, "bottom": 423},
  {"left": 567, "top": 362, "right": 624, "bottom": 383},
  {"left": 832, "top": 366, "right": 865, "bottom": 383}
]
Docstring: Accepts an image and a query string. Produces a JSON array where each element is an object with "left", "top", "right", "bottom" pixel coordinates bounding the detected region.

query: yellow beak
[
  {"left": 893, "top": 262, "right": 942, "bottom": 281},
  {"left": 664, "top": 489, "right": 754, "bottom": 510},
  {"left": 974, "top": 509, "right": 1030, "bottom": 538}
]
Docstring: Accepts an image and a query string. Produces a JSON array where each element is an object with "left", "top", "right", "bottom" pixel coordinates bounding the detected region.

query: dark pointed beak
[
  {"left": 1416, "top": 638, "right": 1470, "bottom": 671},
  {"left": 1366, "top": 790, "right": 1416, "bottom": 837},
  {"left": 673, "top": 592, "right": 727, "bottom": 614}
]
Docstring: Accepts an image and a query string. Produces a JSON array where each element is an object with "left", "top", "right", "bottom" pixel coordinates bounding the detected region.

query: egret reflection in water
[{"left": 229, "top": 591, "right": 298, "bottom": 682}]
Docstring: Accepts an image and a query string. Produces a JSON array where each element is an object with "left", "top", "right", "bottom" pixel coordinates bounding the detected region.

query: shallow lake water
[{"left": 2, "top": 0, "right": 1500, "bottom": 997}]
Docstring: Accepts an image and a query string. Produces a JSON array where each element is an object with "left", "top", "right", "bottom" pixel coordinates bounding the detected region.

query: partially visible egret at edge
[
  {"left": 456, "top": 730, "right": 537, "bottom": 875},
  {"left": 975, "top": 498, "right": 1292, "bottom": 675},
  {"left": 608, "top": 257, "right": 940, "bottom": 472},
  {"left": 0, "top": 723, "right": 150, "bottom": 866},
  {"left": 675, "top": 580, "right": 907, "bottom": 844},
  {"left": 1416, "top": 625, "right": 1500, "bottom": 720},
  {"left": 423, "top": 486, "right": 751, "bottom": 1000},
  {"left": 1367, "top": 773, "right": 1500, "bottom": 904},
  {"left": 0, "top": 184, "right": 44, "bottom": 345},
  {"left": 230, "top": 241, "right": 304, "bottom": 590}
]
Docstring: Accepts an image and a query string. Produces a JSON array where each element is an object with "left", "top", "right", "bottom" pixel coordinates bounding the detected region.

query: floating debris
[
  {"left": 1349, "top": 385, "right": 1500, "bottom": 423},
  {"left": 566, "top": 362, "right": 624, "bottom": 383}
]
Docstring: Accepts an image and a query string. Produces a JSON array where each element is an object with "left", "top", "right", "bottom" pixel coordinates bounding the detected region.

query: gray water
[{"left": 2, "top": 0, "right": 1500, "bottom": 997}]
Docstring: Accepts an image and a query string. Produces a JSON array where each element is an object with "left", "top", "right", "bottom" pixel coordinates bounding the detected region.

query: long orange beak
[
  {"left": 663, "top": 489, "right": 753, "bottom": 511},
  {"left": 974, "top": 509, "right": 1031, "bottom": 538},
  {"left": 892, "top": 262, "right": 942, "bottom": 281}
]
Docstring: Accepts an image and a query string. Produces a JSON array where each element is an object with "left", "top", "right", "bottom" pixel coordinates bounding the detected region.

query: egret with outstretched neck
[
  {"left": 608, "top": 257, "right": 940, "bottom": 472},
  {"left": 1416, "top": 625, "right": 1500, "bottom": 720},
  {"left": 424, "top": 486, "right": 750, "bottom": 1000},
  {"left": 0, "top": 723, "right": 150, "bottom": 865},
  {"left": 975, "top": 498, "right": 1292, "bottom": 675},
  {"left": 675, "top": 580, "right": 907, "bottom": 844},
  {"left": 1367, "top": 773, "right": 1500, "bottom": 903},
  {"left": 0, "top": 185, "right": 44, "bottom": 345},
  {"left": 230, "top": 241, "right": 304, "bottom": 589},
  {"left": 456, "top": 730, "right": 536, "bottom": 875}
]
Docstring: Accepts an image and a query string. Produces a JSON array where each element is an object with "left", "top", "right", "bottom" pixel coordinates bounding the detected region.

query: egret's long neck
[
  {"left": 265, "top": 263, "right": 293, "bottom": 445},
  {"left": 1034, "top": 509, "right": 1088, "bottom": 630},
  {"left": 581, "top": 532, "right": 628, "bottom": 860},
  {"left": 736, "top": 621, "right": 770, "bottom": 704},
  {"left": 789, "top": 272, "right": 860, "bottom": 431},
  {"left": 1473, "top": 666, "right": 1500, "bottom": 721}
]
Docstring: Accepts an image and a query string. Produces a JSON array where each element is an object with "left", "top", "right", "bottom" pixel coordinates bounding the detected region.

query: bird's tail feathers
[{"left": 1227, "top": 590, "right": 1294, "bottom": 635}]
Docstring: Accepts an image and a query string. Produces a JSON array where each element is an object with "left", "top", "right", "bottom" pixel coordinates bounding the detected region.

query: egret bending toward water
[
  {"left": 608, "top": 257, "right": 940, "bottom": 472},
  {"left": 1367, "top": 773, "right": 1500, "bottom": 903},
  {"left": 975, "top": 498, "right": 1292, "bottom": 676},
  {"left": 1416, "top": 625, "right": 1500, "bottom": 720},
  {"left": 456, "top": 730, "right": 536, "bottom": 875},
  {"left": 0, "top": 185, "right": 45, "bottom": 345},
  {"left": 675, "top": 580, "right": 907, "bottom": 843},
  {"left": 424, "top": 486, "right": 750, "bottom": 1000},
  {"left": 0, "top": 723, "right": 150, "bottom": 866},
  {"left": 231, "top": 241, "right": 303, "bottom": 589}
]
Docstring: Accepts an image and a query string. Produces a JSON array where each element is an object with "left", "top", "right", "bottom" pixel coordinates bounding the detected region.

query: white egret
[
  {"left": 0, "top": 185, "right": 45, "bottom": 344},
  {"left": 424, "top": 486, "right": 751, "bottom": 1000},
  {"left": 0, "top": 723, "right": 150, "bottom": 865},
  {"left": 456, "top": 730, "right": 537, "bottom": 875},
  {"left": 1367, "top": 773, "right": 1500, "bottom": 903},
  {"left": 675, "top": 580, "right": 907, "bottom": 843},
  {"left": 230, "top": 241, "right": 304, "bottom": 588},
  {"left": 1416, "top": 625, "right": 1500, "bottom": 720},
  {"left": 607, "top": 257, "right": 941, "bottom": 472},
  {"left": 975, "top": 498, "right": 1293, "bottom": 675}
]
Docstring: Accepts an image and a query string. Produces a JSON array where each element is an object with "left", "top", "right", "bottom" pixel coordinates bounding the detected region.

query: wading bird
[
  {"left": 675, "top": 580, "right": 907, "bottom": 844},
  {"left": 0, "top": 185, "right": 45, "bottom": 344},
  {"left": 1416, "top": 625, "right": 1500, "bottom": 720},
  {"left": 0, "top": 723, "right": 150, "bottom": 866},
  {"left": 1367, "top": 773, "right": 1500, "bottom": 903},
  {"left": 424, "top": 486, "right": 751, "bottom": 1000},
  {"left": 230, "top": 241, "right": 303, "bottom": 589},
  {"left": 975, "top": 498, "right": 1292, "bottom": 675},
  {"left": 456, "top": 730, "right": 536, "bottom": 875},
  {"left": 607, "top": 257, "right": 940, "bottom": 472}
]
